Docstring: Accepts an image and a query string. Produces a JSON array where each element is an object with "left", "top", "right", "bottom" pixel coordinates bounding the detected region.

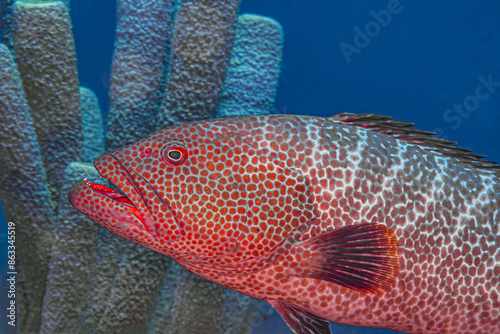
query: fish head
[{"left": 69, "top": 117, "right": 316, "bottom": 272}]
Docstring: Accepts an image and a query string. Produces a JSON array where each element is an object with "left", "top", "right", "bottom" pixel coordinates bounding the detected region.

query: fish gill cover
[{"left": 0, "top": 1, "right": 499, "bottom": 334}]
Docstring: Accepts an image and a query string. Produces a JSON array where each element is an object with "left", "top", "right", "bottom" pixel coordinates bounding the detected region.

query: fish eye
[
  {"left": 168, "top": 150, "right": 182, "bottom": 161},
  {"left": 162, "top": 144, "right": 188, "bottom": 166}
]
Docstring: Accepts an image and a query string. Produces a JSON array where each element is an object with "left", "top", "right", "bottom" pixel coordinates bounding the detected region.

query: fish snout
[{"left": 68, "top": 178, "right": 87, "bottom": 209}]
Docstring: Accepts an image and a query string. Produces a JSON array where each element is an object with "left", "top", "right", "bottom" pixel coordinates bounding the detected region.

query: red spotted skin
[{"left": 69, "top": 114, "right": 500, "bottom": 333}]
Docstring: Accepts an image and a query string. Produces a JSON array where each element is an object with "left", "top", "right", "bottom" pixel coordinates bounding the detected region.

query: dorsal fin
[{"left": 331, "top": 113, "right": 500, "bottom": 177}]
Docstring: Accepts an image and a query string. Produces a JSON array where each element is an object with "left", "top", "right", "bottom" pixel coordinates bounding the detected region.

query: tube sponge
[
  {"left": 0, "top": 43, "right": 56, "bottom": 334},
  {"left": 157, "top": 0, "right": 241, "bottom": 128},
  {"left": 220, "top": 291, "right": 262, "bottom": 334},
  {"left": 82, "top": 244, "right": 170, "bottom": 333},
  {"left": 12, "top": 0, "right": 82, "bottom": 201},
  {"left": 40, "top": 162, "right": 101, "bottom": 334},
  {"left": 147, "top": 263, "right": 180, "bottom": 333},
  {"left": 106, "top": 0, "right": 176, "bottom": 150},
  {"left": 217, "top": 14, "right": 283, "bottom": 118},
  {"left": 80, "top": 87, "right": 104, "bottom": 163},
  {"left": 79, "top": 228, "right": 124, "bottom": 332},
  {"left": 163, "top": 268, "right": 226, "bottom": 334}
]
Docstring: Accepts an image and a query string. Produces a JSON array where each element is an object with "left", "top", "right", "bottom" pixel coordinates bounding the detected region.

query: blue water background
[{"left": 1, "top": 0, "right": 500, "bottom": 333}]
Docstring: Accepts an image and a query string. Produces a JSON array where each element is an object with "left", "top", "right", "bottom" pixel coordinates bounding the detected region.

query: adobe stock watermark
[
  {"left": 433, "top": 74, "right": 500, "bottom": 140},
  {"left": 339, "top": 0, "right": 407, "bottom": 64}
]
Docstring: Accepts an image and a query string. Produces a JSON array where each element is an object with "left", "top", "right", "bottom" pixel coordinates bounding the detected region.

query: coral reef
[{"left": 0, "top": 0, "right": 283, "bottom": 333}]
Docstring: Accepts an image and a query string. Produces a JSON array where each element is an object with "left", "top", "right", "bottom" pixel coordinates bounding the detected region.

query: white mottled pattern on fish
[{"left": 69, "top": 114, "right": 500, "bottom": 334}]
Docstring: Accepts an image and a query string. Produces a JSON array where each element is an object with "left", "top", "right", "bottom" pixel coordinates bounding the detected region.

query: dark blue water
[{"left": 2, "top": 0, "right": 500, "bottom": 333}]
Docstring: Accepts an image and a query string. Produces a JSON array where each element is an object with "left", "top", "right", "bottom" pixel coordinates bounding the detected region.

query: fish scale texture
[
  {"left": 40, "top": 163, "right": 102, "bottom": 334},
  {"left": 157, "top": 0, "right": 241, "bottom": 128},
  {"left": 217, "top": 14, "right": 283, "bottom": 118},
  {"left": 80, "top": 87, "right": 105, "bottom": 163},
  {"left": 12, "top": 0, "right": 82, "bottom": 202},
  {"left": 70, "top": 114, "right": 500, "bottom": 334},
  {"left": 173, "top": 115, "right": 498, "bottom": 334},
  {"left": 0, "top": 44, "right": 56, "bottom": 334},
  {"left": 106, "top": 0, "right": 176, "bottom": 151}
]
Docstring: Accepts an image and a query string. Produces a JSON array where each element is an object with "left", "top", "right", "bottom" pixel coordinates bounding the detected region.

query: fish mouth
[
  {"left": 70, "top": 153, "right": 156, "bottom": 236},
  {"left": 83, "top": 178, "right": 146, "bottom": 227}
]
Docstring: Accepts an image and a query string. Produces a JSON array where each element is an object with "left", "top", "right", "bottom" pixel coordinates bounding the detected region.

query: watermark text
[
  {"left": 339, "top": 0, "right": 405, "bottom": 64},
  {"left": 6, "top": 221, "right": 16, "bottom": 328},
  {"left": 434, "top": 74, "right": 500, "bottom": 139}
]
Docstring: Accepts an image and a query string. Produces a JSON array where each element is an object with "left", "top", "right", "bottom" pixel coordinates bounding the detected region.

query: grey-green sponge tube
[
  {"left": 83, "top": 244, "right": 170, "bottom": 333},
  {"left": 12, "top": 0, "right": 82, "bottom": 202},
  {"left": 106, "top": 0, "right": 176, "bottom": 150},
  {"left": 157, "top": 0, "right": 241, "bottom": 128},
  {"left": 39, "top": 162, "right": 101, "bottom": 334},
  {"left": 217, "top": 14, "right": 283, "bottom": 118},
  {"left": 80, "top": 87, "right": 104, "bottom": 163},
  {"left": 0, "top": 43, "right": 56, "bottom": 334},
  {"left": 164, "top": 268, "right": 226, "bottom": 334},
  {"left": 147, "top": 262, "right": 180, "bottom": 334},
  {"left": 79, "top": 228, "right": 125, "bottom": 332}
]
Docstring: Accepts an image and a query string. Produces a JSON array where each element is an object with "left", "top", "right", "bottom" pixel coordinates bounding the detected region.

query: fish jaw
[
  {"left": 69, "top": 152, "right": 173, "bottom": 250},
  {"left": 69, "top": 151, "right": 185, "bottom": 256},
  {"left": 68, "top": 178, "right": 155, "bottom": 245},
  {"left": 92, "top": 152, "right": 183, "bottom": 244},
  {"left": 93, "top": 153, "right": 161, "bottom": 237}
]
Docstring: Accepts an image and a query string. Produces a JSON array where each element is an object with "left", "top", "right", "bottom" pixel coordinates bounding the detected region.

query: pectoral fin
[
  {"left": 269, "top": 300, "right": 332, "bottom": 334},
  {"left": 292, "top": 223, "right": 399, "bottom": 294}
]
